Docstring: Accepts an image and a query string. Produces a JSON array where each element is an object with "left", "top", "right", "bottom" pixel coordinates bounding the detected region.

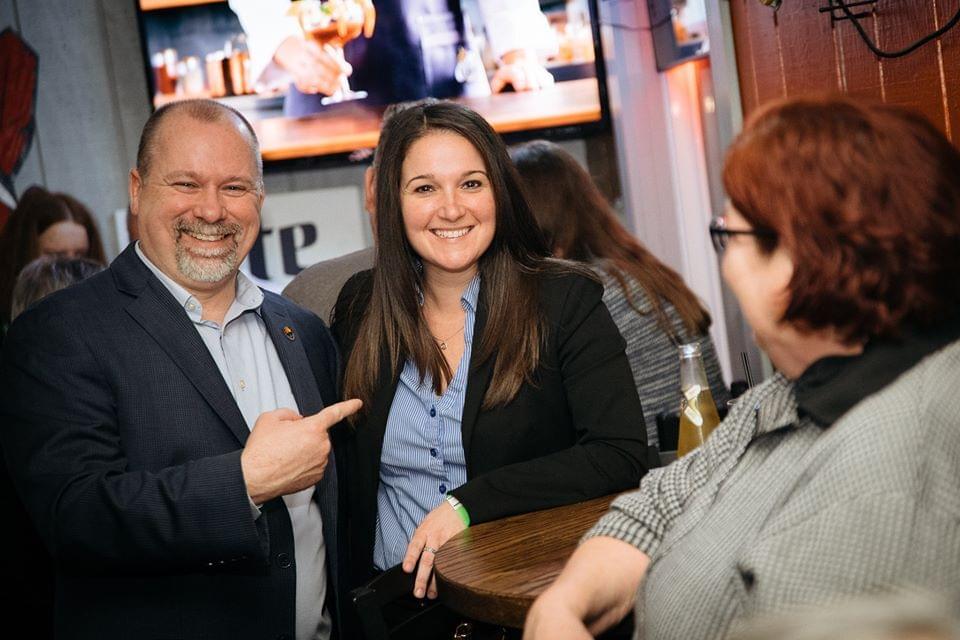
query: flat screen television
[
  {"left": 647, "top": 0, "right": 709, "bottom": 71},
  {"left": 135, "top": 0, "right": 611, "bottom": 166}
]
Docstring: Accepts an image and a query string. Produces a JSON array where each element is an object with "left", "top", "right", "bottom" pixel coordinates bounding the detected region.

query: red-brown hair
[{"left": 723, "top": 96, "right": 960, "bottom": 343}]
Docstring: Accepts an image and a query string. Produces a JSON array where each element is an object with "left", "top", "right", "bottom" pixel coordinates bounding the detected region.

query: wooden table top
[
  {"left": 252, "top": 77, "right": 602, "bottom": 161},
  {"left": 434, "top": 494, "right": 615, "bottom": 629}
]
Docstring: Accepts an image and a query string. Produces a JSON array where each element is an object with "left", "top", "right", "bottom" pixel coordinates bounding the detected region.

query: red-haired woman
[
  {"left": 510, "top": 139, "right": 729, "bottom": 456},
  {"left": 525, "top": 97, "right": 960, "bottom": 639}
]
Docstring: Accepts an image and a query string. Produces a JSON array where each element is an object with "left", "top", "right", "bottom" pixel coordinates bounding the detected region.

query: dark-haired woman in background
[
  {"left": 0, "top": 186, "right": 106, "bottom": 337},
  {"left": 510, "top": 140, "right": 728, "bottom": 455},
  {"left": 331, "top": 102, "right": 647, "bottom": 613},
  {"left": 525, "top": 97, "right": 960, "bottom": 639}
]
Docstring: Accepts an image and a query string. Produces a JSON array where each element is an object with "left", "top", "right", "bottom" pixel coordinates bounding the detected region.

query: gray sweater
[
  {"left": 595, "top": 264, "right": 729, "bottom": 448},
  {"left": 283, "top": 247, "right": 375, "bottom": 325}
]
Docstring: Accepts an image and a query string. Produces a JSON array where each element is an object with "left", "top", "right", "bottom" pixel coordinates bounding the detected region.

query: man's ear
[{"left": 128, "top": 169, "right": 142, "bottom": 216}]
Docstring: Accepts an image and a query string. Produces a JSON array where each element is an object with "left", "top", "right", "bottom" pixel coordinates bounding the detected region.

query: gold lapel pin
[{"left": 282, "top": 325, "right": 296, "bottom": 341}]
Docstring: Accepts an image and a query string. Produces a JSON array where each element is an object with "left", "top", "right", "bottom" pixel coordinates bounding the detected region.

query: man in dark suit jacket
[{"left": 0, "top": 100, "right": 361, "bottom": 639}]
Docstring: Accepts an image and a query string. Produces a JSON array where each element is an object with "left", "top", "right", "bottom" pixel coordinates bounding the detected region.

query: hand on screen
[
  {"left": 490, "top": 48, "right": 554, "bottom": 93},
  {"left": 273, "top": 35, "right": 352, "bottom": 96}
]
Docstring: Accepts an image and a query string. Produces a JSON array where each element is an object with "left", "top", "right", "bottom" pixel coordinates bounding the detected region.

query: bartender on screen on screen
[{"left": 228, "top": 0, "right": 558, "bottom": 117}]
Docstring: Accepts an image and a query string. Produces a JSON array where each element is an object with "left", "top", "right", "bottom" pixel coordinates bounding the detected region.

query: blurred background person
[
  {"left": 331, "top": 101, "right": 646, "bottom": 637},
  {"left": 228, "top": 0, "right": 557, "bottom": 117},
  {"left": 524, "top": 97, "right": 960, "bottom": 639},
  {"left": 10, "top": 255, "right": 105, "bottom": 320},
  {"left": 0, "top": 185, "right": 106, "bottom": 339},
  {"left": 3, "top": 254, "right": 105, "bottom": 640},
  {"left": 511, "top": 139, "right": 728, "bottom": 457}
]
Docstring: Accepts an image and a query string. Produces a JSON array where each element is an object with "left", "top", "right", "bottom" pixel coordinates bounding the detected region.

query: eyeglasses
[{"left": 708, "top": 217, "right": 776, "bottom": 253}]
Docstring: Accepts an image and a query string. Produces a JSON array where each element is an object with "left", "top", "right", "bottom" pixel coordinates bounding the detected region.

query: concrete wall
[{"left": 3, "top": 0, "right": 148, "bottom": 256}]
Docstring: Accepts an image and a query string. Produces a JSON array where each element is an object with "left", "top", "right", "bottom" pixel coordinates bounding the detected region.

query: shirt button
[
  {"left": 239, "top": 379, "right": 246, "bottom": 390},
  {"left": 187, "top": 302, "right": 196, "bottom": 311},
  {"left": 429, "top": 406, "right": 436, "bottom": 418},
  {"left": 430, "top": 448, "right": 438, "bottom": 457},
  {"left": 439, "top": 484, "right": 446, "bottom": 494}
]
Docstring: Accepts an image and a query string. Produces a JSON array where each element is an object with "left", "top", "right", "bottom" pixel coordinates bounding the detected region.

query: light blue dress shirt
[
  {"left": 373, "top": 276, "right": 479, "bottom": 570},
  {"left": 135, "top": 244, "right": 330, "bottom": 640}
]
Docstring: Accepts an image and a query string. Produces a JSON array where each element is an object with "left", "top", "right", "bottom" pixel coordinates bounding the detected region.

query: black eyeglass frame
[{"left": 708, "top": 218, "right": 776, "bottom": 253}]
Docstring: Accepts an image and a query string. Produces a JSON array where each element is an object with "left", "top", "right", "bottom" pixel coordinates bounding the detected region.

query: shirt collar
[
  {"left": 753, "top": 373, "right": 801, "bottom": 435},
  {"left": 416, "top": 274, "right": 481, "bottom": 311},
  {"left": 134, "top": 241, "right": 263, "bottom": 323},
  {"left": 461, "top": 274, "right": 481, "bottom": 313},
  {"left": 795, "top": 318, "right": 960, "bottom": 428}
]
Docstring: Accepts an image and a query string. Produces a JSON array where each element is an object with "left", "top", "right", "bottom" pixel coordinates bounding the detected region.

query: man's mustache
[{"left": 174, "top": 221, "right": 243, "bottom": 238}]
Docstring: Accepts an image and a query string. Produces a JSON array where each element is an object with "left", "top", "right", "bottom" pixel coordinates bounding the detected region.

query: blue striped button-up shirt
[{"left": 373, "top": 276, "right": 480, "bottom": 570}]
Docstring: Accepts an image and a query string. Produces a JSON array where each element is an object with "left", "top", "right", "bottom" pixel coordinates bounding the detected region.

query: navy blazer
[
  {"left": 332, "top": 268, "right": 649, "bottom": 589},
  {"left": 0, "top": 245, "right": 342, "bottom": 639}
]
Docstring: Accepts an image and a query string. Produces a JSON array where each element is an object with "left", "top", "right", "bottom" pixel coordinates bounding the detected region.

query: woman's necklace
[{"left": 432, "top": 326, "right": 464, "bottom": 351}]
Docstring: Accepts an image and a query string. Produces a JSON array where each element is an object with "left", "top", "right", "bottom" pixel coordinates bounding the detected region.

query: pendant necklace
[{"left": 432, "top": 326, "right": 464, "bottom": 351}]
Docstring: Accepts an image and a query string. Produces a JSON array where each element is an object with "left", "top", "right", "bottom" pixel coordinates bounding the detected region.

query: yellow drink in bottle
[{"left": 675, "top": 343, "right": 722, "bottom": 457}]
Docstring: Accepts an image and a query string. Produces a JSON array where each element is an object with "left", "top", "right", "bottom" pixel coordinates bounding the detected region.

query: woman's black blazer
[{"left": 331, "top": 268, "right": 648, "bottom": 587}]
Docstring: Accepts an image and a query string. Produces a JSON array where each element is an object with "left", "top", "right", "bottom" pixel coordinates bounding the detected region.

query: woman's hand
[{"left": 401, "top": 500, "right": 467, "bottom": 598}]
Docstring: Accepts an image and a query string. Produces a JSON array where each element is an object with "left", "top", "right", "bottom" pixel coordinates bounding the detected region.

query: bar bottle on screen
[{"left": 676, "top": 342, "right": 721, "bottom": 457}]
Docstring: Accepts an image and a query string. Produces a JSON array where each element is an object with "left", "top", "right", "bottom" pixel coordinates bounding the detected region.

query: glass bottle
[{"left": 676, "top": 342, "right": 722, "bottom": 457}]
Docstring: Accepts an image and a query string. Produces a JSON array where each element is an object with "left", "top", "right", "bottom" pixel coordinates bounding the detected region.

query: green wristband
[{"left": 445, "top": 494, "right": 470, "bottom": 527}]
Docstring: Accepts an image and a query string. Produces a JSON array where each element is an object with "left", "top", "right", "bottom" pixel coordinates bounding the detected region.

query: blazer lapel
[
  {"left": 260, "top": 297, "right": 324, "bottom": 416},
  {"left": 459, "top": 293, "right": 493, "bottom": 475},
  {"left": 116, "top": 250, "right": 250, "bottom": 446}
]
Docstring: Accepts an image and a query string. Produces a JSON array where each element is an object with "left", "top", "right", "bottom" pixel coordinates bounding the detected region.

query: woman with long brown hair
[
  {"left": 331, "top": 102, "right": 647, "bottom": 617},
  {"left": 0, "top": 186, "right": 106, "bottom": 333},
  {"left": 510, "top": 140, "right": 728, "bottom": 452}
]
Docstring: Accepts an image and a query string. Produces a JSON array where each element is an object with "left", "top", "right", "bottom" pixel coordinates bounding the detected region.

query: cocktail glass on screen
[{"left": 290, "top": 0, "right": 376, "bottom": 105}]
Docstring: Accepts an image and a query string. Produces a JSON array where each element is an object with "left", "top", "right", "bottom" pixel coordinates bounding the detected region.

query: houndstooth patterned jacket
[{"left": 585, "top": 337, "right": 960, "bottom": 639}]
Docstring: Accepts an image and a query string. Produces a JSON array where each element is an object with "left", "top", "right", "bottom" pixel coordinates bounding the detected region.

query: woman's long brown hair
[
  {"left": 509, "top": 140, "right": 711, "bottom": 341},
  {"left": 342, "top": 103, "right": 568, "bottom": 413}
]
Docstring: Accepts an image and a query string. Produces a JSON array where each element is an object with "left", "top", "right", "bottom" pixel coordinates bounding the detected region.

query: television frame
[{"left": 134, "top": 0, "right": 613, "bottom": 170}]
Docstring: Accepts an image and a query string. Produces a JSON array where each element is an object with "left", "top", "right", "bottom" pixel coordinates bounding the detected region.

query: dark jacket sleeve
[
  {"left": 0, "top": 302, "right": 267, "bottom": 573},
  {"left": 451, "top": 273, "right": 649, "bottom": 523}
]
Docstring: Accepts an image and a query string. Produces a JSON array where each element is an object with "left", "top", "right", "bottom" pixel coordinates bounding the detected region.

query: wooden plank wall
[{"left": 729, "top": 0, "right": 960, "bottom": 141}]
